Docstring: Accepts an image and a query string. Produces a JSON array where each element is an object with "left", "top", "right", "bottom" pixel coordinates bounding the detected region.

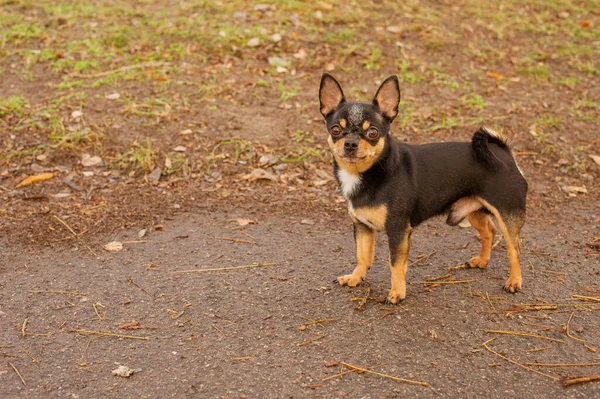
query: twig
[
  {"left": 411, "top": 279, "right": 477, "bottom": 285},
  {"left": 72, "top": 329, "right": 150, "bottom": 340},
  {"left": 215, "top": 236, "right": 255, "bottom": 244},
  {"left": 482, "top": 339, "right": 559, "bottom": 381},
  {"left": 525, "top": 362, "right": 600, "bottom": 367},
  {"left": 340, "top": 362, "right": 428, "bottom": 387},
  {"left": 232, "top": 357, "right": 251, "bottom": 361},
  {"left": 322, "top": 368, "right": 357, "bottom": 381},
  {"left": 525, "top": 346, "right": 552, "bottom": 353},
  {"left": 565, "top": 312, "right": 584, "bottom": 343},
  {"left": 21, "top": 318, "right": 28, "bottom": 338},
  {"left": 68, "top": 61, "right": 171, "bottom": 78},
  {"left": 486, "top": 292, "right": 505, "bottom": 322},
  {"left": 127, "top": 279, "right": 154, "bottom": 298},
  {"left": 92, "top": 303, "right": 105, "bottom": 320},
  {"left": 408, "top": 250, "right": 436, "bottom": 267},
  {"left": 485, "top": 330, "right": 564, "bottom": 343},
  {"left": 9, "top": 362, "right": 26, "bottom": 385},
  {"left": 172, "top": 262, "right": 276, "bottom": 273},
  {"left": 542, "top": 269, "right": 567, "bottom": 275},
  {"left": 355, "top": 288, "right": 371, "bottom": 310},
  {"left": 33, "top": 290, "right": 88, "bottom": 296},
  {"left": 297, "top": 334, "right": 326, "bottom": 347},
  {"left": 571, "top": 295, "right": 600, "bottom": 303},
  {"left": 562, "top": 375, "right": 600, "bottom": 387},
  {"left": 53, "top": 215, "right": 96, "bottom": 256}
]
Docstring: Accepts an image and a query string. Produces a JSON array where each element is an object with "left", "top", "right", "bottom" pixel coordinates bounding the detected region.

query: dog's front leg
[
  {"left": 385, "top": 223, "right": 412, "bottom": 304},
  {"left": 337, "top": 222, "right": 375, "bottom": 287}
]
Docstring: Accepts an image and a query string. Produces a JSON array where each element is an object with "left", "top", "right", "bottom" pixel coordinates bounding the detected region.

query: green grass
[
  {"left": 0, "top": 96, "right": 29, "bottom": 117},
  {"left": 517, "top": 65, "right": 550, "bottom": 82}
]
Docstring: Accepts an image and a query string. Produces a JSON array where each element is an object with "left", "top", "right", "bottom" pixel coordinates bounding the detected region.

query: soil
[{"left": 2, "top": 1, "right": 600, "bottom": 397}]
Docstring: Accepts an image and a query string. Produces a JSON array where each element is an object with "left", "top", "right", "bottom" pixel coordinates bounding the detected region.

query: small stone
[
  {"left": 270, "top": 33, "right": 282, "bottom": 42},
  {"left": 173, "top": 145, "right": 187, "bottom": 152},
  {"left": 81, "top": 154, "right": 102, "bottom": 167},
  {"left": 105, "top": 93, "right": 120, "bottom": 100},
  {"left": 147, "top": 167, "right": 162, "bottom": 185},
  {"left": 71, "top": 110, "right": 83, "bottom": 119}
]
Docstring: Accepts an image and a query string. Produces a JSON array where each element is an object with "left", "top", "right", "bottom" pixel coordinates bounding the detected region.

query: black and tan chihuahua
[{"left": 319, "top": 73, "right": 528, "bottom": 304}]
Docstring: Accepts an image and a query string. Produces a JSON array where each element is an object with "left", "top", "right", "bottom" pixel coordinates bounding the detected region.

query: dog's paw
[
  {"left": 466, "top": 256, "right": 489, "bottom": 269},
  {"left": 503, "top": 277, "right": 522, "bottom": 293},
  {"left": 385, "top": 288, "right": 406, "bottom": 305},
  {"left": 337, "top": 274, "right": 363, "bottom": 287}
]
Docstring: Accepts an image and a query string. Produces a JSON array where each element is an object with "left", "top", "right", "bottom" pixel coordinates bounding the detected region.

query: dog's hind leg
[
  {"left": 466, "top": 210, "right": 496, "bottom": 269},
  {"left": 479, "top": 199, "right": 525, "bottom": 293}
]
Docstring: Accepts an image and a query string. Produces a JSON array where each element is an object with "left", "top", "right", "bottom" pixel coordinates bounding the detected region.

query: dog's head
[{"left": 319, "top": 73, "right": 400, "bottom": 173}]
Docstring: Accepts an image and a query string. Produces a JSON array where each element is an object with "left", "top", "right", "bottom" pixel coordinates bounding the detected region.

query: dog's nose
[{"left": 344, "top": 139, "right": 359, "bottom": 152}]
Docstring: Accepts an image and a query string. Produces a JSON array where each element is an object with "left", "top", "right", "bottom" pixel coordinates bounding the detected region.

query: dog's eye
[
  {"left": 331, "top": 125, "right": 342, "bottom": 136},
  {"left": 367, "top": 127, "right": 379, "bottom": 139}
]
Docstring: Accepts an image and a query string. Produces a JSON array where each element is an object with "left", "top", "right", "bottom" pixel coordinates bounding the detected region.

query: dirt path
[{"left": 2, "top": 205, "right": 599, "bottom": 398}]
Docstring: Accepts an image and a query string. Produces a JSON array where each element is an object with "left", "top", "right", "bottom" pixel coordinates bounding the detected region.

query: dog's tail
[{"left": 471, "top": 126, "right": 511, "bottom": 170}]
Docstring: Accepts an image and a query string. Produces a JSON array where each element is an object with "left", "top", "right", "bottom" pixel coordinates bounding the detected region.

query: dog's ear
[
  {"left": 373, "top": 75, "right": 400, "bottom": 121},
  {"left": 319, "top": 73, "right": 346, "bottom": 117}
]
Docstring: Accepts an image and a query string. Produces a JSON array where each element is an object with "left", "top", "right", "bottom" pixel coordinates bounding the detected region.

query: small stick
[
  {"left": 72, "top": 329, "right": 150, "bottom": 340},
  {"left": 542, "top": 269, "right": 567, "bottom": 275},
  {"left": 322, "top": 368, "right": 357, "bottom": 381},
  {"left": 425, "top": 272, "right": 453, "bottom": 282},
  {"left": 172, "top": 262, "right": 276, "bottom": 273},
  {"left": 411, "top": 279, "right": 477, "bottom": 285},
  {"left": 211, "top": 324, "right": 223, "bottom": 334},
  {"left": 565, "top": 312, "right": 584, "bottom": 343},
  {"left": 486, "top": 291, "right": 505, "bottom": 322},
  {"left": 355, "top": 288, "right": 371, "bottom": 310},
  {"left": 445, "top": 263, "right": 466, "bottom": 271},
  {"left": 525, "top": 362, "right": 600, "bottom": 367},
  {"left": 68, "top": 61, "right": 171, "bottom": 78},
  {"left": 525, "top": 346, "right": 552, "bottom": 353},
  {"left": 408, "top": 250, "right": 436, "bottom": 267},
  {"left": 340, "top": 362, "right": 428, "bottom": 387},
  {"left": 9, "top": 362, "right": 26, "bottom": 385},
  {"left": 21, "top": 318, "right": 28, "bottom": 338},
  {"left": 92, "top": 303, "right": 105, "bottom": 320},
  {"left": 32, "top": 290, "right": 88, "bottom": 296},
  {"left": 571, "top": 295, "right": 600, "bottom": 303},
  {"left": 297, "top": 334, "right": 326, "bottom": 347},
  {"left": 562, "top": 375, "right": 600, "bottom": 387},
  {"left": 22, "top": 348, "right": 36, "bottom": 362},
  {"left": 0, "top": 345, "right": 15, "bottom": 349},
  {"left": 485, "top": 330, "right": 564, "bottom": 343},
  {"left": 482, "top": 340, "right": 560, "bottom": 381},
  {"left": 53, "top": 215, "right": 96, "bottom": 256},
  {"left": 215, "top": 236, "right": 255, "bottom": 244},
  {"left": 127, "top": 279, "right": 153, "bottom": 298},
  {"left": 0, "top": 354, "right": 20, "bottom": 358},
  {"left": 232, "top": 357, "right": 251, "bottom": 361}
]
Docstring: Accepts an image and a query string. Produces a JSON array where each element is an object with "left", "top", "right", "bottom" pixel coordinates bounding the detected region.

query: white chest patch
[{"left": 337, "top": 168, "right": 361, "bottom": 199}]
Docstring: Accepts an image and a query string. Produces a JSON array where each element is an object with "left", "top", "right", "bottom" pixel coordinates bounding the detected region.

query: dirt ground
[{"left": 1, "top": 0, "right": 600, "bottom": 397}]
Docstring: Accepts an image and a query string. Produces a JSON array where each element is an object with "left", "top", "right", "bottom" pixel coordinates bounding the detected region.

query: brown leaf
[
  {"left": 104, "top": 241, "right": 123, "bottom": 252},
  {"left": 324, "top": 361, "right": 339, "bottom": 367},
  {"left": 232, "top": 218, "right": 255, "bottom": 227},
  {"left": 16, "top": 172, "right": 54, "bottom": 188},
  {"left": 589, "top": 155, "right": 600, "bottom": 166},
  {"left": 242, "top": 168, "right": 277, "bottom": 182}
]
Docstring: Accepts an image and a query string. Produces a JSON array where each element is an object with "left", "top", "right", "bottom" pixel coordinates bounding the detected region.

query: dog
[{"left": 319, "top": 73, "right": 528, "bottom": 304}]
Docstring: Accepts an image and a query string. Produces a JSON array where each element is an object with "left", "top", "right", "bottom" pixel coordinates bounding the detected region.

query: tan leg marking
[
  {"left": 386, "top": 227, "right": 412, "bottom": 304},
  {"left": 467, "top": 211, "right": 496, "bottom": 269},
  {"left": 478, "top": 198, "right": 523, "bottom": 293},
  {"left": 337, "top": 225, "right": 375, "bottom": 287}
]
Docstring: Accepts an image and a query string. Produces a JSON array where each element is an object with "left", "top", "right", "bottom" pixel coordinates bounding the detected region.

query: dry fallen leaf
[
  {"left": 589, "top": 155, "right": 600, "bottom": 166},
  {"left": 232, "top": 218, "right": 255, "bottom": 227},
  {"left": 81, "top": 153, "right": 102, "bottom": 167},
  {"left": 16, "top": 172, "right": 54, "bottom": 188},
  {"left": 242, "top": 168, "right": 277, "bottom": 182},
  {"left": 112, "top": 365, "right": 140, "bottom": 378},
  {"left": 562, "top": 185, "right": 588, "bottom": 195},
  {"left": 104, "top": 241, "right": 123, "bottom": 252}
]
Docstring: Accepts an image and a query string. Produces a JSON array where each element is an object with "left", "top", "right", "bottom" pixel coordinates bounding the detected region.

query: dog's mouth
[{"left": 340, "top": 155, "right": 367, "bottom": 163}]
